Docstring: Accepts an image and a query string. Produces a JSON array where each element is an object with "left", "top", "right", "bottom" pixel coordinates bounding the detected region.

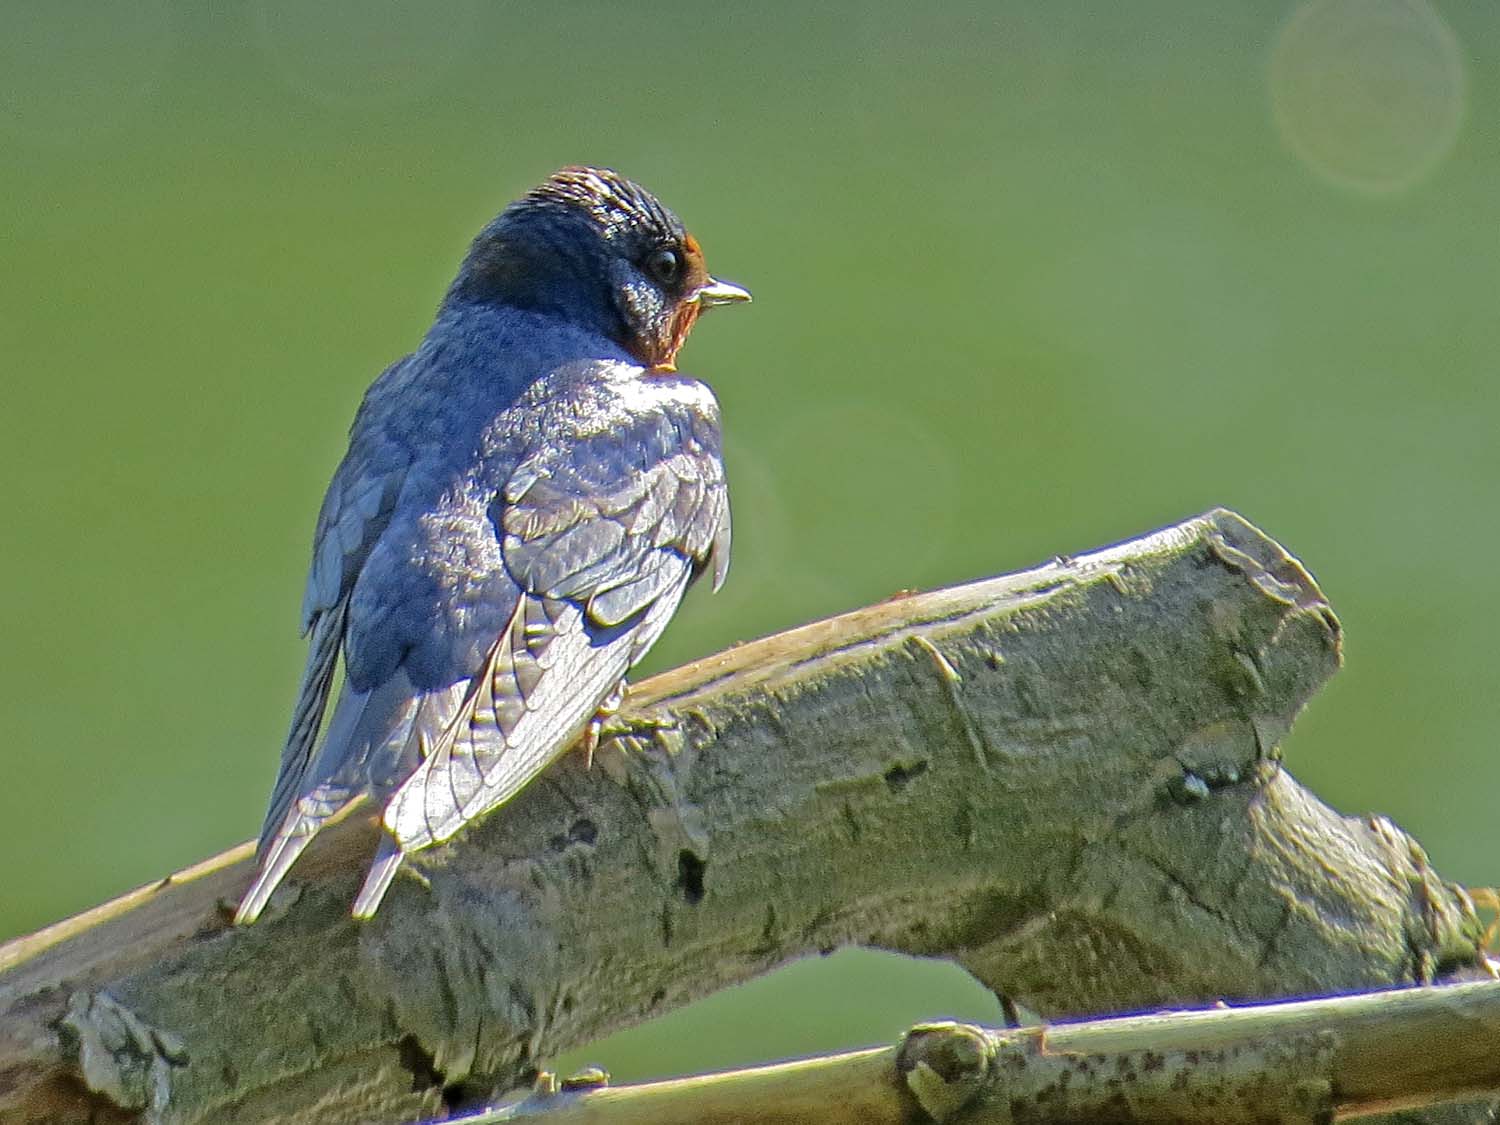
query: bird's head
[{"left": 449, "top": 166, "right": 750, "bottom": 370}]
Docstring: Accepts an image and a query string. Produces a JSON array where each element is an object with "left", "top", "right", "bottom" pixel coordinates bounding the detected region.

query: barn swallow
[{"left": 235, "top": 167, "right": 747, "bottom": 923}]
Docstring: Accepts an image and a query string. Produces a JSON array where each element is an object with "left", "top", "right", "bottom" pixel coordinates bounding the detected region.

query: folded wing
[{"left": 379, "top": 395, "right": 729, "bottom": 867}]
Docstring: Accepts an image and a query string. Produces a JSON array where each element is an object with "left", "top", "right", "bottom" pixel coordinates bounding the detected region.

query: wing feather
[
  {"left": 248, "top": 363, "right": 730, "bottom": 921},
  {"left": 380, "top": 379, "right": 728, "bottom": 859},
  {"left": 257, "top": 592, "right": 349, "bottom": 851},
  {"left": 237, "top": 359, "right": 414, "bottom": 922}
]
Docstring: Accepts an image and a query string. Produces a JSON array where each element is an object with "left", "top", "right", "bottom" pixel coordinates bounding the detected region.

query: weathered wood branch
[
  {"left": 478, "top": 980, "right": 1500, "bottom": 1123},
  {"left": 0, "top": 509, "right": 1488, "bottom": 1124}
]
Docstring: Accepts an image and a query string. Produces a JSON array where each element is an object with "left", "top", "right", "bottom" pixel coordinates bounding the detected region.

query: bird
[{"left": 234, "top": 166, "right": 748, "bottom": 924}]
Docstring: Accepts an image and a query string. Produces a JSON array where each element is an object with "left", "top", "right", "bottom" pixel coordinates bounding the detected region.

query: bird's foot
[{"left": 579, "top": 679, "right": 628, "bottom": 769}]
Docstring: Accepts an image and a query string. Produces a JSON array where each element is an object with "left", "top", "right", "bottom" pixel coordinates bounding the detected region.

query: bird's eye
[{"left": 646, "top": 247, "right": 681, "bottom": 287}]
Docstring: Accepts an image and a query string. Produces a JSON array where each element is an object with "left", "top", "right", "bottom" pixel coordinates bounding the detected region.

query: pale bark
[
  {"left": 0, "top": 509, "right": 1488, "bottom": 1124},
  {"left": 478, "top": 981, "right": 1500, "bottom": 1123}
]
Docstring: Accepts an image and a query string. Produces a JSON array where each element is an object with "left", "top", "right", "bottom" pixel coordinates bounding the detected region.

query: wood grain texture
[{"left": 0, "top": 509, "right": 1485, "bottom": 1124}]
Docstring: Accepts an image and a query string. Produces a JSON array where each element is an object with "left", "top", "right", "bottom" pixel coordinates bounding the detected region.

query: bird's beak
[{"left": 695, "top": 278, "right": 752, "bottom": 309}]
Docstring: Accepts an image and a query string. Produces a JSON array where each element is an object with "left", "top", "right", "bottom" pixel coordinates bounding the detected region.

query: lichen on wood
[{"left": 0, "top": 509, "right": 1486, "bottom": 1124}]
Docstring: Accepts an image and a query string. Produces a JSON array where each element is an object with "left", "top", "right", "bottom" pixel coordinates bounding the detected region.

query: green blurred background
[{"left": 3, "top": 0, "right": 1497, "bottom": 1083}]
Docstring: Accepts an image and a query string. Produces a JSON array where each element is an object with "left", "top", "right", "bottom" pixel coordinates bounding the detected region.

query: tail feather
[
  {"left": 260, "top": 597, "right": 348, "bottom": 853},
  {"left": 351, "top": 834, "right": 403, "bottom": 919},
  {"left": 237, "top": 778, "right": 356, "bottom": 925},
  {"left": 234, "top": 818, "right": 319, "bottom": 924},
  {"left": 238, "top": 674, "right": 462, "bottom": 923}
]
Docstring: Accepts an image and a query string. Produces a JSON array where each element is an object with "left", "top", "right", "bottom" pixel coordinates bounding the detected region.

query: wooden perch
[
  {"left": 478, "top": 980, "right": 1500, "bottom": 1123},
  {"left": 0, "top": 509, "right": 1489, "bottom": 1124}
]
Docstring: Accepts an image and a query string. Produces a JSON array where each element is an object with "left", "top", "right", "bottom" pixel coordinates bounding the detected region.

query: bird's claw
[{"left": 579, "top": 680, "right": 629, "bottom": 769}]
